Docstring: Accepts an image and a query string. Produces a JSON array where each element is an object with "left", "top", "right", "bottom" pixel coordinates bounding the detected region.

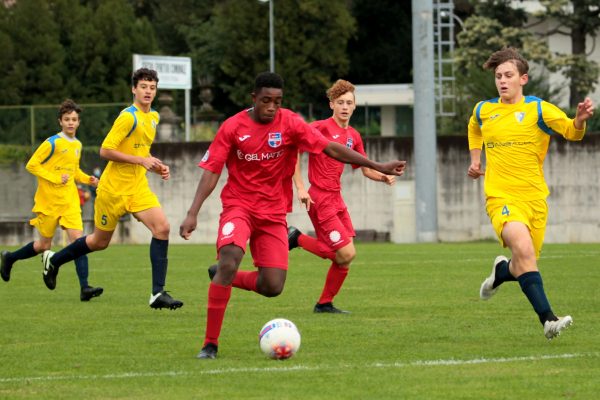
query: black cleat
[
  {"left": 42, "top": 250, "right": 58, "bottom": 290},
  {"left": 149, "top": 291, "right": 184, "bottom": 310},
  {"left": 208, "top": 264, "right": 217, "bottom": 280},
  {"left": 1, "top": 250, "right": 13, "bottom": 282},
  {"left": 313, "top": 302, "right": 350, "bottom": 314},
  {"left": 80, "top": 286, "right": 104, "bottom": 302},
  {"left": 196, "top": 343, "right": 218, "bottom": 359},
  {"left": 288, "top": 226, "right": 302, "bottom": 250}
]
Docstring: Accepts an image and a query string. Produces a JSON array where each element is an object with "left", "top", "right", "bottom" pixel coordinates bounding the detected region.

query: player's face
[
  {"left": 494, "top": 61, "right": 528, "bottom": 104},
  {"left": 251, "top": 87, "right": 283, "bottom": 124},
  {"left": 132, "top": 79, "right": 157, "bottom": 108},
  {"left": 330, "top": 91, "right": 356, "bottom": 126},
  {"left": 58, "top": 111, "right": 80, "bottom": 137}
]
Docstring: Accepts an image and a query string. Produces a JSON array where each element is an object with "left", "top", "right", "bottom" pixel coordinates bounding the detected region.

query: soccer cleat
[
  {"left": 196, "top": 343, "right": 218, "bottom": 359},
  {"left": 544, "top": 315, "right": 573, "bottom": 340},
  {"left": 479, "top": 255, "right": 508, "bottom": 300},
  {"left": 288, "top": 226, "right": 302, "bottom": 250},
  {"left": 149, "top": 291, "right": 184, "bottom": 310},
  {"left": 313, "top": 302, "right": 350, "bottom": 314},
  {"left": 1, "top": 250, "right": 13, "bottom": 282},
  {"left": 80, "top": 286, "right": 104, "bottom": 302},
  {"left": 208, "top": 264, "right": 217, "bottom": 280},
  {"left": 42, "top": 250, "right": 58, "bottom": 290}
]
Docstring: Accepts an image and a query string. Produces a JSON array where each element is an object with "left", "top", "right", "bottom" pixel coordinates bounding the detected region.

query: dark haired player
[
  {"left": 180, "top": 72, "right": 406, "bottom": 359},
  {"left": 1, "top": 99, "right": 102, "bottom": 301},
  {"left": 41, "top": 68, "right": 183, "bottom": 310}
]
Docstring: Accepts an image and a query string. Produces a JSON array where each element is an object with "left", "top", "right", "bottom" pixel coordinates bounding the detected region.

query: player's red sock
[
  {"left": 204, "top": 282, "right": 232, "bottom": 346},
  {"left": 318, "top": 262, "right": 349, "bottom": 304},
  {"left": 298, "top": 234, "right": 336, "bottom": 261},
  {"left": 232, "top": 270, "right": 258, "bottom": 292}
]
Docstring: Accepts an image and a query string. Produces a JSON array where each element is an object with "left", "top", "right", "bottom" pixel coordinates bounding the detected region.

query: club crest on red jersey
[
  {"left": 346, "top": 137, "right": 353, "bottom": 148},
  {"left": 268, "top": 132, "right": 282, "bottom": 148}
]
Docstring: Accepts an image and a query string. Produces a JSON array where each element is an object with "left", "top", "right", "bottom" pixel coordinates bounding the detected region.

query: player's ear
[
  {"left": 520, "top": 73, "right": 529, "bottom": 86},
  {"left": 329, "top": 101, "right": 334, "bottom": 110}
]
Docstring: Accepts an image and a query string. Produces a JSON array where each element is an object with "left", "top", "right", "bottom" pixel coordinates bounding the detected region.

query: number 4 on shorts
[{"left": 501, "top": 205, "right": 510, "bottom": 216}]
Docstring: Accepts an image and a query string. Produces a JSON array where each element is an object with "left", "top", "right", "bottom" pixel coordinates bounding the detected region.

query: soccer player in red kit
[
  {"left": 179, "top": 72, "right": 406, "bottom": 359},
  {"left": 289, "top": 80, "right": 396, "bottom": 313}
]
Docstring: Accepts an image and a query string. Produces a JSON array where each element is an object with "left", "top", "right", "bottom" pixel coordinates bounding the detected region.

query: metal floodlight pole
[
  {"left": 259, "top": 0, "right": 275, "bottom": 72},
  {"left": 268, "top": 0, "right": 275, "bottom": 72},
  {"left": 412, "top": 0, "right": 438, "bottom": 242}
]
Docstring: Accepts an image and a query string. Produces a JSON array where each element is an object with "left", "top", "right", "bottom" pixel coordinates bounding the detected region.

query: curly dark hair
[
  {"left": 132, "top": 68, "right": 159, "bottom": 87},
  {"left": 483, "top": 47, "right": 529, "bottom": 75},
  {"left": 58, "top": 99, "right": 82, "bottom": 119},
  {"left": 254, "top": 71, "right": 284, "bottom": 92}
]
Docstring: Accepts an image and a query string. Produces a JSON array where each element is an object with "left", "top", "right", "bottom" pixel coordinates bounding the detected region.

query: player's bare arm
[
  {"left": 468, "top": 148, "right": 485, "bottom": 179},
  {"left": 574, "top": 97, "right": 595, "bottom": 129},
  {"left": 293, "top": 154, "right": 313, "bottom": 210},
  {"left": 361, "top": 167, "right": 396, "bottom": 186},
  {"left": 323, "top": 142, "right": 406, "bottom": 176},
  {"left": 99, "top": 148, "right": 163, "bottom": 171},
  {"left": 179, "top": 169, "right": 221, "bottom": 239}
]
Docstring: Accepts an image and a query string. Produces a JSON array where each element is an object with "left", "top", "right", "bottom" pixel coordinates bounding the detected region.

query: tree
[
  {"left": 347, "top": 0, "right": 412, "bottom": 84},
  {"left": 536, "top": 0, "right": 600, "bottom": 106},
  {"left": 184, "top": 0, "right": 356, "bottom": 114}
]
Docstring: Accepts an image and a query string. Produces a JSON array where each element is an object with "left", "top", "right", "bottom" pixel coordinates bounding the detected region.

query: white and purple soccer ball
[{"left": 258, "top": 318, "right": 301, "bottom": 360}]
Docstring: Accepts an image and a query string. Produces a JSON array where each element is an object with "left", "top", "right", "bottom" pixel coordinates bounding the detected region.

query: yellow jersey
[
  {"left": 26, "top": 132, "right": 90, "bottom": 215},
  {"left": 98, "top": 105, "right": 160, "bottom": 195},
  {"left": 468, "top": 96, "right": 585, "bottom": 200}
]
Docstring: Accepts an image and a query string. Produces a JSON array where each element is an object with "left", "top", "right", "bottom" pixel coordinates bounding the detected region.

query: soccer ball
[{"left": 258, "top": 318, "right": 301, "bottom": 360}]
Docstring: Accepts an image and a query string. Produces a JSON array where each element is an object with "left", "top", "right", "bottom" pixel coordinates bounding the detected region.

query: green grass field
[{"left": 1, "top": 242, "right": 599, "bottom": 399}]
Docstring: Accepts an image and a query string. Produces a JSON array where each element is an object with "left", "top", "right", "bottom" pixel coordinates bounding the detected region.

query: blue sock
[
  {"left": 74, "top": 255, "right": 89, "bottom": 288},
  {"left": 6, "top": 241, "right": 37, "bottom": 265},
  {"left": 518, "top": 271, "right": 556, "bottom": 325},
  {"left": 150, "top": 238, "right": 168, "bottom": 295},
  {"left": 492, "top": 259, "right": 517, "bottom": 288},
  {"left": 51, "top": 236, "right": 92, "bottom": 269}
]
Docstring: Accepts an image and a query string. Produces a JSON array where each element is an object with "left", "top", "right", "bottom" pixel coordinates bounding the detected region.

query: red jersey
[
  {"left": 308, "top": 118, "right": 366, "bottom": 192},
  {"left": 200, "top": 108, "right": 329, "bottom": 215}
]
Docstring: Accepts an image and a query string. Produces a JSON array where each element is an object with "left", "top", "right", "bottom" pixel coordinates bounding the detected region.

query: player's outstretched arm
[
  {"left": 574, "top": 97, "right": 595, "bottom": 130},
  {"left": 179, "top": 169, "right": 221, "bottom": 240},
  {"left": 323, "top": 142, "right": 406, "bottom": 176}
]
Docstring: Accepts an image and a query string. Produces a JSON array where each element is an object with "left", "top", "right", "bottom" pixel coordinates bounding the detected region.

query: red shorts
[
  {"left": 217, "top": 206, "right": 288, "bottom": 269},
  {"left": 307, "top": 187, "right": 355, "bottom": 252}
]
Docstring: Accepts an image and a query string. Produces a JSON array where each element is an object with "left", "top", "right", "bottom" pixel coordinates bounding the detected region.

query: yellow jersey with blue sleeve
[
  {"left": 26, "top": 132, "right": 90, "bottom": 215},
  {"left": 98, "top": 104, "right": 159, "bottom": 195},
  {"left": 468, "top": 96, "right": 585, "bottom": 200}
]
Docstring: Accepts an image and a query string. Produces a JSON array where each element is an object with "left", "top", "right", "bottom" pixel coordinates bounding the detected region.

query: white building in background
[{"left": 510, "top": 0, "right": 600, "bottom": 108}]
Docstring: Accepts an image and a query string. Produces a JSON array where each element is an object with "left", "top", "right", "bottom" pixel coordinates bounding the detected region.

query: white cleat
[
  {"left": 480, "top": 255, "right": 508, "bottom": 300},
  {"left": 544, "top": 316, "right": 573, "bottom": 340}
]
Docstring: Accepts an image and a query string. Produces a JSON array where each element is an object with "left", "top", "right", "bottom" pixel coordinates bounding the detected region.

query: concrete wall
[{"left": 2, "top": 135, "right": 600, "bottom": 245}]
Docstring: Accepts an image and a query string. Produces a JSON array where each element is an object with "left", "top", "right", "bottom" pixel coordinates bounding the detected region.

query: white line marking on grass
[{"left": 0, "top": 353, "right": 596, "bottom": 384}]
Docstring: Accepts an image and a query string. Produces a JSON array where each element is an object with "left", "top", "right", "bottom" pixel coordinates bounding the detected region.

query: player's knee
[
  {"left": 153, "top": 221, "right": 170, "bottom": 239},
  {"left": 336, "top": 250, "right": 355, "bottom": 265},
  {"left": 261, "top": 282, "right": 284, "bottom": 297},
  {"left": 37, "top": 242, "right": 52, "bottom": 252}
]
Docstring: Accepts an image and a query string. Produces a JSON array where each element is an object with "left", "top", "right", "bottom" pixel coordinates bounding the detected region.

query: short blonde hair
[{"left": 326, "top": 79, "right": 355, "bottom": 102}]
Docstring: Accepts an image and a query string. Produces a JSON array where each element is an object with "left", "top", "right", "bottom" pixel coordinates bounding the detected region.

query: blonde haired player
[
  {"left": 468, "top": 47, "right": 594, "bottom": 339},
  {"left": 0, "top": 99, "right": 103, "bottom": 301},
  {"left": 288, "top": 79, "right": 397, "bottom": 313}
]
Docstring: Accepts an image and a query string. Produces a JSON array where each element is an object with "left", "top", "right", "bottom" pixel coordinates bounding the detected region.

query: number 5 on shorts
[{"left": 101, "top": 214, "right": 108, "bottom": 225}]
